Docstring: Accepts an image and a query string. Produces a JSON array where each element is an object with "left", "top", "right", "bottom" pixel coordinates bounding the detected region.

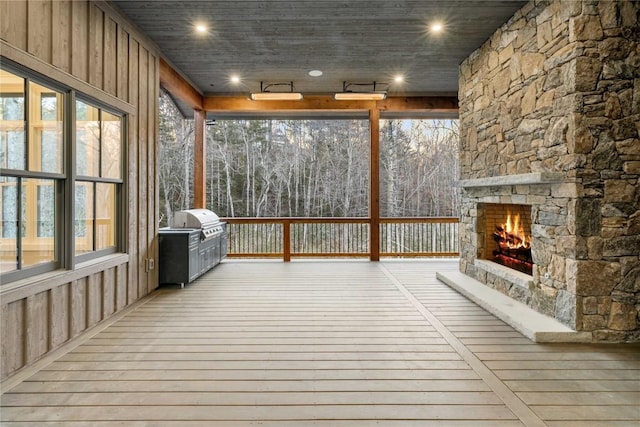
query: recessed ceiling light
[
  {"left": 394, "top": 75, "right": 404, "bottom": 83},
  {"left": 430, "top": 22, "right": 444, "bottom": 33},
  {"left": 230, "top": 75, "right": 240, "bottom": 84},
  {"left": 195, "top": 23, "right": 208, "bottom": 34},
  {"left": 309, "top": 70, "right": 323, "bottom": 77}
]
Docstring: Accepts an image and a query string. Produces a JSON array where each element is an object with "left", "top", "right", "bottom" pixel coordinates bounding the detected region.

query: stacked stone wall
[{"left": 458, "top": 0, "right": 639, "bottom": 341}]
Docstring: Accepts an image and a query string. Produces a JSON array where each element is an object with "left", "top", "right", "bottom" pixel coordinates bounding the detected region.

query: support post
[
  {"left": 369, "top": 108, "right": 380, "bottom": 261},
  {"left": 283, "top": 220, "right": 291, "bottom": 262},
  {"left": 193, "top": 109, "right": 206, "bottom": 209}
]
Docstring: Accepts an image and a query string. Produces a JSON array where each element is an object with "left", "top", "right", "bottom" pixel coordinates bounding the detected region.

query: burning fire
[{"left": 495, "top": 211, "right": 531, "bottom": 250}]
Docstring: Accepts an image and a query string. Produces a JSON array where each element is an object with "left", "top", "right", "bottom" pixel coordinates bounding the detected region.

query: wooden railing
[
  {"left": 222, "top": 217, "right": 458, "bottom": 261},
  {"left": 380, "top": 217, "right": 459, "bottom": 257}
]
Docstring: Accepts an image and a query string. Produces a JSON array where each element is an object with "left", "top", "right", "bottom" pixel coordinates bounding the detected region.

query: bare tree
[
  {"left": 158, "top": 92, "right": 194, "bottom": 227},
  {"left": 159, "top": 108, "right": 460, "bottom": 227}
]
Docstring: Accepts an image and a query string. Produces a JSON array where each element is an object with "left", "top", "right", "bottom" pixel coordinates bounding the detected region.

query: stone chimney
[{"left": 457, "top": 0, "right": 639, "bottom": 341}]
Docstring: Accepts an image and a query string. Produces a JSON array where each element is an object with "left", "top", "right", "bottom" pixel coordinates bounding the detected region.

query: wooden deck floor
[{"left": 1, "top": 260, "right": 639, "bottom": 426}]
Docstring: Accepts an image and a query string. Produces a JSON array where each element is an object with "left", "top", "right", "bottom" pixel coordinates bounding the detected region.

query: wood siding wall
[{"left": 0, "top": 0, "right": 159, "bottom": 380}]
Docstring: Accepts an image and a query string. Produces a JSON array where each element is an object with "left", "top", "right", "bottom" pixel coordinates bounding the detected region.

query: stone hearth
[{"left": 452, "top": 0, "right": 640, "bottom": 342}]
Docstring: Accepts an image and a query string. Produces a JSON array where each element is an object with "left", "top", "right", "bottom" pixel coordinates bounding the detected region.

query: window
[
  {"left": 0, "top": 65, "right": 125, "bottom": 284},
  {"left": 75, "top": 100, "right": 122, "bottom": 259},
  {"left": 0, "top": 69, "right": 62, "bottom": 279},
  {"left": 0, "top": 90, "right": 26, "bottom": 170}
]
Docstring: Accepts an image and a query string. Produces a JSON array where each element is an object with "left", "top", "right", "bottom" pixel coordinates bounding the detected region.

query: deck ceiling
[{"left": 112, "top": 0, "right": 527, "bottom": 99}]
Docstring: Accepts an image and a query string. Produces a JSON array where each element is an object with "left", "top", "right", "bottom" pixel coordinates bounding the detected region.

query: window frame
[
  {"left": 0, "top": 61, "right": 127, "bottom": 284},
  {"left": 74, "top": 95, "right": 125, "bottom": 264}
]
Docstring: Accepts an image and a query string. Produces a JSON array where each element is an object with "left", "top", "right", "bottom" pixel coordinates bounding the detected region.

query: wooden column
[
  {"left": 193, "top": 109, "right": 206, "bottom": 209},
  {"left": 283, "top": 220, "right": 291, "bottom": 262},
  {"left": 369, "top": 108, "right": 380, "bottom": 261}
]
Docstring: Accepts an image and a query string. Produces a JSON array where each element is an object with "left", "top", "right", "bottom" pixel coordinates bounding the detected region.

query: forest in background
[{"left": 159, "top": 92, "right": 460, "bottom": 227}]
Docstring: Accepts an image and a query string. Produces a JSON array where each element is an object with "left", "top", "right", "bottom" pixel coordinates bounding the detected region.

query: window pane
[
  {"left": 101, "top": 111, "right": 122, "bottom": 179},
  {"left": 41, "top": 93, "right": 57, "bottom": 120},
  {"left": 40, "top": 130, "right": 61, "bottom": 173},
  {"left": 0, "top": 177, "right": 18, "bottom": 272},
  {"left": 75, "top": 181, "right": 94, "bottom": 255},
  {"left": 1, "top": 177, "right": 18, "bottom": 238},
  {"left": 37, "top": 183, "right": 55, "bottom": 237},
  {"left": 95, "top": 183, "right": 116, "bottom": 250},
  {"left": 0, "top": 70, "right": 26, "bottom": 170},
  {"left": 76, "top": 100, "right": 100, "bottom": 177},
  {"left": 1, "top": 179, "right": 26, "bottom": 239},
  {"left": 29, "top": 82, "right": 63, "bottom": 173},
  {"left": 2, "top": 131, "right": 25, "bottom": 169},
  {"left": 0, "top": 94, "right": 24, "bottom": 120},
  {"left": 22, "top": 178, "right": 56, "bottom": 268}
]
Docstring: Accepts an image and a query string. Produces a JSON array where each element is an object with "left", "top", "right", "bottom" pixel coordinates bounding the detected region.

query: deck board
[{"left": 2, "top": 260, "right": 638, "bottom": 426}]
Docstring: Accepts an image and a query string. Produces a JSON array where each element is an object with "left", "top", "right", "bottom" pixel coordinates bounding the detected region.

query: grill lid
[{"left": 172, "top": 209, "right": 222, "bottom": 240}]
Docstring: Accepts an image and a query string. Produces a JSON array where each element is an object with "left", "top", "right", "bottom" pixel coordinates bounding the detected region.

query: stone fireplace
[
  {"left": 452, "top": 0, "right": 640, "bottom": 342},
  {"left": 459, "top": 172, "right": 568, "bottom": 321}
]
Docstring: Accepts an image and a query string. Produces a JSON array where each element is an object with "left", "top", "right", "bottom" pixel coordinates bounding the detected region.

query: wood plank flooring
[{"left": 1, "top": 260, "right": 639, "bottom": 426}]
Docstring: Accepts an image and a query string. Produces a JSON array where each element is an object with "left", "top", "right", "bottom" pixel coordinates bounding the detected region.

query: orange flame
[{"left": 497, "top": 211, "right": 530, "bottom": 249}]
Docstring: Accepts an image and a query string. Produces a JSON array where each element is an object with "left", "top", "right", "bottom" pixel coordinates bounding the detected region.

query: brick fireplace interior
[{"left": 481, "top": 203, "right": 532, "bottom": 276}]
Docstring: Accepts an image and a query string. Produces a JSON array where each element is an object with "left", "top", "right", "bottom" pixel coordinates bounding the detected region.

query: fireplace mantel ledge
[{"left": 458, "top": 172, "right": 564, "bottom": 188}]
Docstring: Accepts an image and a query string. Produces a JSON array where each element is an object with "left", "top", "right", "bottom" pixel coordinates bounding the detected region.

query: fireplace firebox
[{"left": 482, "top": 203, "right": 532, "bottom": 275}]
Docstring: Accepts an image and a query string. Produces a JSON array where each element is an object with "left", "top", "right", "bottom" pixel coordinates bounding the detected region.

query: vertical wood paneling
[
  {"left": 25, "top": 292, "right": 49, "bottom": 364},
  {"left": 71, "top": 278, "right": 87, "bottom": 336},
  {"left": 51, "top": 0, "right": 71, "bottom": 73},
  {"left": 71, "top": 0, "right": 89, "bottom": 81},
  {"left": 115, "top": 264, "right": 127, "bottom": 311},
  {"left": 1, "top": 0, "right": 161, "bottom": 381},
  {"left": 153, "top": 56, "right": 160, "bottom": 288},
  {"left": 148, "top": 54, "right": 158, "bottom": 293},
  {"left": 103, "top": 17, "right": 117, "bottom": 96},
  {"left": 102, "top": 268, "right": 115, "bottom": 318},
  {"left": 0, "top": 300, "right": 25, "bottom": 379},
  {"left": 138, "top": 46, "right": 149, "bottom": 298},
  {"left": 88, "top": 4, "right": 104, "bottom": 89},
  {"left": 128, "top": 38, "right": 140, "bottom": 305},
  {"left": 86, "top": 273, "right": 103, "bottom": 327},
  {"left": 49, "top": 284, "right": 70, "bottom": 349},
  {"left": 0, "top": 0, "right": 28, "bottom": 50},
  {"left": 26, "top": 0, "right": 52, "bottom": 64},
  {"left": 116, "top": 26, "right": 129, "bottom": 101}
]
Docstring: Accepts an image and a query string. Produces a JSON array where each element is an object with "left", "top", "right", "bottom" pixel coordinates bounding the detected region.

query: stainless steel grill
[
  {"left": 172, "top": 209, "right": 224, "bottom": 241},
  {"left": 159, "top": 209, "right": 227, "bottom": 287}
]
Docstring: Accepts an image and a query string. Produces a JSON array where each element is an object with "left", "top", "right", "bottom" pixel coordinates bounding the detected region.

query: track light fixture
[
  {"left": 334, "top": 81, "right": 388, "bottom": 100},
  {"left": 250, "top": 81, "right": 303, "bottom": 101}
]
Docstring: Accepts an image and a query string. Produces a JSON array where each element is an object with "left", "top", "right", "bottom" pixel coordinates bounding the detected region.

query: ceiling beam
[
  {"left": 159, "top": 58, "right": 203, "bottom": 110},
  {"left": 377, "top": 96, "right": 458, "bottom": 113},
  {"left": 203, "top": 95, "right": 458, "bottom": 113}
]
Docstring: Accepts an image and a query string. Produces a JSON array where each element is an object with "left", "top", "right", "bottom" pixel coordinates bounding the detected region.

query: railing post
[
  {"left": 369, "top": 108, "right": 380, "bottom": 261},
  {"left": 193, "top": 109, "right": 206, "bottom": 209},
  {"left": 283, "top": 220, "right": 291, "bottom": 262}
]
